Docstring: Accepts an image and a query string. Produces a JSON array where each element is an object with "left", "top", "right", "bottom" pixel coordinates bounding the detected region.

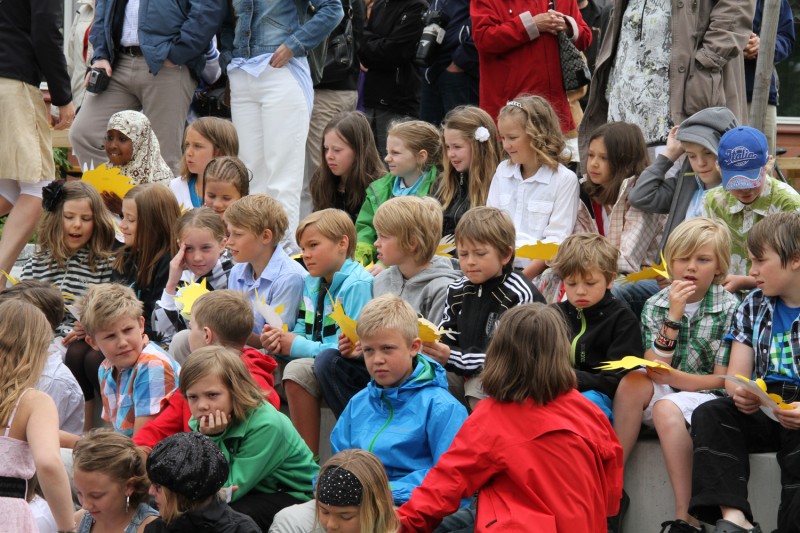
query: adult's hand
[
  {"left": 269, "top": 45, "right": 294, "bottom": 68},
  {"left": 743, "top": 33, "right": 760, "bottom": 60},
  {"left": 53, "top": 102, "right": 76, "bottom": 130},
  {"left": 85, "top": 59, "right": 113, "bottom": 86},
  {"left": 534, "top": 10, "right": 567, "bottom": 35}
]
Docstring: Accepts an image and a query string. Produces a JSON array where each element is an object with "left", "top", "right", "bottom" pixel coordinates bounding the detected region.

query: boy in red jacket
[{"left": 134, "top": 290, "right": 279, "bottom": 449}]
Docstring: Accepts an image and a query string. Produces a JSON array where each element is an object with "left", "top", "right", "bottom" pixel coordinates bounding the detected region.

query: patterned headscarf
[{"left": 106, "top": 110, "right": 173, "bottom": 184}]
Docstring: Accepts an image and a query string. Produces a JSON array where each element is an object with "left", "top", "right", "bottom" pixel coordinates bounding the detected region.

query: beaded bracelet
[
  {"left": 663, "top": 317, "right": 683, "bottom": 330},
  {"left": 654, "top": 333, "right": 677, "bottom": 351}
]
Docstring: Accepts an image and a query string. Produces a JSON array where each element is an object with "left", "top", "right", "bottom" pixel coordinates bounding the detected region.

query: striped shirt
[
  {"left": 22, "top": 249, "right": 115, "bottom": 336},
  {"left": 99, "top": 342, "right": 179, "bottom": 437},
  {"left": 642, "top": 284, "right": 738, "bottom": 377}
]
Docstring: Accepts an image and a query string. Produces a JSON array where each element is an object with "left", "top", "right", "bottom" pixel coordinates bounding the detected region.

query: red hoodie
[{"left": 133, "top": 347, "right": 280, "bottom": 449}]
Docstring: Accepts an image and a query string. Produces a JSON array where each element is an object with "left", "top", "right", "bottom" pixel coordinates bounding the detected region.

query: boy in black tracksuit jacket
[{"left": 550, "top": 234, "right": 643, "bottom": 420}]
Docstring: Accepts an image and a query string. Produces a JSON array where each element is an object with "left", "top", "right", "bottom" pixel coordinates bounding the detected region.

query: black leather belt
[
  {"left": 117, "top": 45, "right": 143, "bottom": 56},
  {"left": 0, "top": 476, "right": 26, "bottom": 498}
]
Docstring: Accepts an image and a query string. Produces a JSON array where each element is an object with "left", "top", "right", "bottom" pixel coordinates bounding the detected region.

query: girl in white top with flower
[{"left": 487, "top": 95, "right": 580, "bottom": 280}]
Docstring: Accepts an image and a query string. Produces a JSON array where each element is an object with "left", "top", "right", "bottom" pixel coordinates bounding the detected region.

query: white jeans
[{"left": 230, "top": 66, "right": 310, "bottom": 251}]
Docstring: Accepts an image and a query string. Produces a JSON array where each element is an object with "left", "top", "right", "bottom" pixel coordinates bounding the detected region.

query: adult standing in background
[
  {"left": 222, "top": 0, "right": 343, "bottom": 251},
  {"left": 471, "top": 0, "right": 591, "bottom": 131},
  {"left": 0, "top": 0, "right": 75, "bottom": 290},
  {"left": 579, "top": 0, "right": 755, "bottom": 165},
  {"left": 69, "top": 0, "right": 227, "bottom": 173},
  {"left": 418, "top": 0, "right": 480, "bottom": 126}
]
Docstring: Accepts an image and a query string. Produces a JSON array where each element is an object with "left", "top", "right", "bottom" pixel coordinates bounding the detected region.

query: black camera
[
  {"left": 414, "top": 10, "right": 449, "bottom": 67},
  {"left": 86, "top": 67, "right": 110, "bottom": 94}
]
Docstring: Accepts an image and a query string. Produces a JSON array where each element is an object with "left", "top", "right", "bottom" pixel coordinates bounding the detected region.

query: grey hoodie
[{"left": 373, "top": 256, "right": 462, "bottom": 324}]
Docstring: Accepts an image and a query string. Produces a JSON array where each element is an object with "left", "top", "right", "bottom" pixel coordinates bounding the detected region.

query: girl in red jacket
[{"left": 397, "top": 303, "right": 623, "bottom": 532}]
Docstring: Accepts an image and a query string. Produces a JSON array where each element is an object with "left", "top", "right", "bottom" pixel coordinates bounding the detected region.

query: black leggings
[
  {"left": 64, "top": 340, "right": 104, "bottom": 400},
  {"left": 230, "top": 491, "right": 306, "bottom": 531}
]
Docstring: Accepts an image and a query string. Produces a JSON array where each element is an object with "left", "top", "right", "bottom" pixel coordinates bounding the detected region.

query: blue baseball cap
[{"left": 718, "top": 126, "right": 769, "bottom": 190}]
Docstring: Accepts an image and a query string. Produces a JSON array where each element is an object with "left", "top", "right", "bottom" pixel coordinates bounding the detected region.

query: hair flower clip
[
  {"left": 474, "top": 126, "right": 490, "bottom": 143},
  {"left": 41, "top": 181, "right": 66, "bottom": 213}
]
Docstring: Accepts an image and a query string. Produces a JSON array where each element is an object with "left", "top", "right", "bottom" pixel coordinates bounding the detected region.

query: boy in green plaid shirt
[{"left": 612, "top": 218, "right": 739, "bottom": 533}]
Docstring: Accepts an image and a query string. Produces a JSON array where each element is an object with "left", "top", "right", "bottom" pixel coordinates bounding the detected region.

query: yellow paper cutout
[
  {"left": 622, "top": 252, "right": 669, "bottom": 284},
  {"left": 436, "top": 235, "right": 456, "bottom": 258},
  {"left": 253, "top": 289, "right": 288, "bottom": 331},
  {"left": 417, "top": 317, "right": 455, "bottom": 343},
  {"left": 732, "top": 374, "right": 792, "bottom": 410},
  {"left": 515, "top": 241, "right": 560, "bottom": 261},
  {"left": 363, "top": 260, "right": 375, "bottom": 270},
  {"left": 329, "top": 298, "right": 358, "bottom": 344},
  {"left": 82, "top": 164, "right": 135, "bottom": 199},
  {"left": 174, "top": 279, "right": 209, "bottom": 319},
  {"left": 595, "top": 356, "right": 671, "bottom": 371},
  {"left": 0, "top": 270, "right": 18, "bottom": 286}
]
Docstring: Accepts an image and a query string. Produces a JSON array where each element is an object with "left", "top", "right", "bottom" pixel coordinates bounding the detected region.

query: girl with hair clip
[
  {"left": 202, "top": 157, "right": 250, "bottom": 219},
  {"left": 145, "top": 432, "right": 260, "bottom": 533},
  {"left": 152, "top": 208, "right": 234, "bottom": 354},
  {"left": 397, "top": 303, "right": 623, "bottom": 532},
  {"left": 310, "top": 111, "right": 386, "bottom": 222},
  {"left": 112, "top": 183, "right": 181, "bottom": 345},
  {"left": 355, "top": 120, "right": 442, "bottom": 269},
  {"left": 316, "top": 449, "right": 400, "bottom": 533},
  {"left": 22, "top": 180, "right": 117, "bottom": 432},
  {"left": 0, "top": 300, "right": 76, "bottom": 533},
  {"left": 72, "top": 430, "right": 157, "bottom": 532},
  {"left": 179, "top": 346, "right": 318, "bottom": 531},
  {"left": 576, "top": 121, "right": 667, "bottom": 275},
  {"left": 487, "top": 95, "right": 580, "bottom": 280},
  {"left": 170, "top": 117, "right": 240, "bottom": 210},
  {"left": 434, "top": 105, "right": 501, "bottom": 238}
]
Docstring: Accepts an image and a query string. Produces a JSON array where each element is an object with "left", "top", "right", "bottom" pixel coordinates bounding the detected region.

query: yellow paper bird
[
  {"left": 436, "top": 235, "right": 456, "bottom": 258},
  {"left": 735, "top": 375, "right": 793, "bottom": 410},
  {"left": 622, "top": 252, "right": 669, "bottom": 284},
  {"left": 595, "top": 356, "right": 671, "bottom": 372},
  {"left": 0, "top": 270, "right": 18, "bottom": 286},
  {"left": 82, "top": 164, "right": 135, "bottom": 199},
  {"left": 329, "top": 298, "right": 358, "bottom": 344},
  {"left": 174, "top": 279, "right": 209, "bottom": 319},
  {"left": 516, "top": 241, "right": 560, "bottom": 261},
  {"left": 253, "top": 289, "right": 288, "bottom": 331},
  {"left": 417, "top": 317, "right": 455, "bottom": 343}
]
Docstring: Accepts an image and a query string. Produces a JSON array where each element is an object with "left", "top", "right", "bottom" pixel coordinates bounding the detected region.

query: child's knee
[
  {"left": 616, "top": 371, "right": 654, "bottom": 400},
  {"left": 652, "top": 399, "right": 685, "bottom": 426}
]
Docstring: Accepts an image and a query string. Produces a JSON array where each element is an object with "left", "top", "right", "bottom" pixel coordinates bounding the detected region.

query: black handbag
[
  {"left": 550, "top": 0, "right": 591, "bottom": 91},
  {"left": 322, "top": 0, "right": 355, "bottom": 82}
]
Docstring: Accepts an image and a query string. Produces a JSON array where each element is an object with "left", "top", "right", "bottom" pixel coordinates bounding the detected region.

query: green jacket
[
  {"left": 354, "top": 168, "right": 439, "bottom": 265},
  {"left": 191, "top": 402, "right": 318, "bottom": 502}
]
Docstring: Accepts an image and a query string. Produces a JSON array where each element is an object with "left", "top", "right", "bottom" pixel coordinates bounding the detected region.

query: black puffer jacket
[
  {"left": 143, "top": 501, "right": 260, "bottom": 533},
  {"left": 359, "top": 0, "right": 428, "bottom": 115}
]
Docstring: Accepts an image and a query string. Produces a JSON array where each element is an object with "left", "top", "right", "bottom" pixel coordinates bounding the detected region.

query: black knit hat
[{"left": 147, "top": 432, "right": 229, "bottom": 500}]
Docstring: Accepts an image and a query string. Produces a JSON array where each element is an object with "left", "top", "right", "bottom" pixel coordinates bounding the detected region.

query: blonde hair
[
  {"left": 664, "top": 217, "right": 732, "bottom": 284},
  {"left": 114, "top": 183, "right": 181, "bottom": 288},
  {"left": 177, "top": 207, "right": 227, "bottom": 244},
  {"left": 159, "top": 485, "right": 219, "bottom": 523},
  {"left": 192, "top": 290, "right": 254, "bottom": 348},
  {"left": 439, "top": 106, "right": 501, "bottom": 210},
  {"left": 455, "top": 207, "right": 515, "bottom": 273},
  {"left": 36, "top": 181, "right": 116, "bottom": 270},
  {"left": 316, "top": 449, "right": 400, "bottom": 533},
  {"left": 0, "top": 300, "right": 52, "bottom": 427},
  {"left": 373, "top": 196, "right": 442, "bottom": 264},
  {"left": 387, "top": 120, "right": 442, "bottom": 173},
  {"left": 179, "top": 117, "right": 239, "bottom": 181},
  {"left": 296, "top": 209, "right": 357, "bottom": 259},
  {"left": 482, "top": 303, "right": 576, "bottom": 404},
  {"left": 0, "top": 280, "right": 65, "bottom": 331},
  {"left": 72, "top": 430, "right": 150, "bottom": 508},
  {"left": 79, "top": 283, "right": 143, "bottom": 336},
  {"left": 203, "top": 156, "right": 250, "bottom": 198},
  {"left": 497, "top": 95, "right": 570, "bottom": 170},
  {"left": 224, "top": 194, "right": 288, "bottom": 244},
  {"left": 747, "top": 211, "right": 800, "bottom": 268},
  {"left": 356, "top": 295, "right": 418, "bottom": 345},
  {"left": 550, "top": 233, "right": 619, "bottom": 284},
  {"left": 179, "top": 346, "right": 266, "bottom": 422}
]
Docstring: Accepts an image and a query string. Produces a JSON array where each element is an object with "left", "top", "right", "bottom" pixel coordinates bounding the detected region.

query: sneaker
[
  {"left": 714, "top": 519, "right": 763, "bottom": 533},
  {"left": 660, "top": 519, "right": 706, "bottom": 533}
]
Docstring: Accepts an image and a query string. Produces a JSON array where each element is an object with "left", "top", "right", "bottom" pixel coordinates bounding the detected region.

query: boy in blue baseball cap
[{"left": 703, "top": 126, "right": 800, "bottom": 293}]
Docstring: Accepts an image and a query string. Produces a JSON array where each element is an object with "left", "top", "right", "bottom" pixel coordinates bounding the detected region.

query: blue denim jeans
[
  {"left": 419, "top": 70, "right": 479, "bottom": 126},
  {"left": 313, "top": 348, "right": 371, "bottom": 417},
  {"left": 611, "top": 279, "right": 660, "bottom": 320}
]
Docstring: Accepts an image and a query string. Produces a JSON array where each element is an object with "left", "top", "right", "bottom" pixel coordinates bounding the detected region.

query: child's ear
[
  {"left": 410, "top": 337, "right": 422, "bottom": 354},
  {"left": 203, "top": 326, "right": 215, "bottom": 346},
  {"left": 790, "top": 252, "right": 800, "bottom": 272},
  {"left": 260, "top": 228, "right": 274, "bottom": 245},
  {"left": 501, "top": 246, "right": 514, "bottom": 266},
  {"left": 606, "top": 274, "right": 616, "bottom": 290},
  {"left": 338, "top": 234, "right": 350, "bottom": 254},
  {"left": 85, "top": 335, "right": 99, "bottom": 351},
  {"left": 138, "top": 315, "right": 146, "bottom": 331},
  {"left": 417, "top": 149, "right": 429, "bottom": 168}
]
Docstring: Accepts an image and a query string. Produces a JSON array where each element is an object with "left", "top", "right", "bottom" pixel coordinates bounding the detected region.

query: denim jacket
[
  {"left": 220, "top": 0, "right": 343, "bottom": 67},
  {"left": 90, "top": 0, "right": 227, "bottom": 78}
]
